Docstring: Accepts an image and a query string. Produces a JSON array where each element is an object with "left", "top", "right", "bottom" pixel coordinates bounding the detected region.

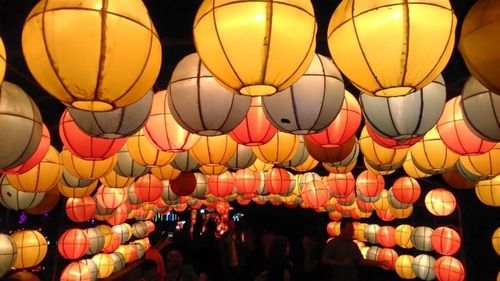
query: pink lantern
[{"left": 235, "top": 169, "right": 262, "bottom": 194}]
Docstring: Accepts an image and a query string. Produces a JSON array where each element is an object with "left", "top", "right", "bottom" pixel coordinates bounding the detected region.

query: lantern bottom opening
[
  {"left": 240, "top": 85, "right": 277, "bottom": 96},
  {"left": 71, "top": 100, "right": 114, "bottom": 112},
  {"left": 373, "top": 86, "right": 415, "bottom": 97}
]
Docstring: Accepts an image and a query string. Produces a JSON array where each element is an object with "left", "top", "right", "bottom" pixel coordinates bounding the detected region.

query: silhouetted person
[
  {"left": 218, "top": 220, "right": 245, "bottom": 281},
  {"left": 166, "top": 250, "right": 199, "bottom": 281},
  {"left": 140, "top": 259, "right": 161, "bottom": 281},
  {"left": 254, "top": 237, "right": 292, "bottom": 281}
]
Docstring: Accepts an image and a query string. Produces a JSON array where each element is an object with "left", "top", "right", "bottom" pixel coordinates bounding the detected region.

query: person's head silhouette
[{"left": 340, "top": 220, "right": 355, "bottom": 239}]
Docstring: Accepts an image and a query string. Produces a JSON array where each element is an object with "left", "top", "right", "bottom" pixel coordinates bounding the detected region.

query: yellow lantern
[
  {"left": 199, "top": 164, "right": 228, "bottom": 176},
  {"left": 372, "top": 190, "right": 390, "bottom": 211},
  {"left": 91, "top": 253, "right": 114, "bottom": 279},
  {"left": 58, "top": 181, "right": 98, "bottom": 198},
  {"left": 252, "top": 132, "right": 299, "bottom": 164},
  {"left": 460, "top": 143, "right": 500, "bottom": 178},
  {"left": 61, "top": 149, "right": 116, "bottom": 179},
  {"left": 11, "top": 230, "right": 47, "bottom": 268},
  {"left": 6, "top": 146, "right": 63, "bottom": 192},
  {"left": 395, "top": 255, "right": 416, "bottom": 279},
  {"left": 127, "top": 130, "right": 176, "bottom": 168},
  {"left": 190, "top": 135, "right": 237, "bottom": 167},
  {"left": 403, "top": 154, "right": 431, "bottom": 179},
  {"left": 410, "top": 127, "right": 459, "bottom": 174},
  {"left": 96, "top": 225, "right": 114, "bottom": 249},
  {"left": 364, "top": 158, "right": 397, "bottom": 176},
  {"left": 395, "top": 224, "right": 414, "bottom": 249},
  {"left": 193, "top": 0, "right": 317, "bottom": 96},
  {"left": 249, "top": 158, "right": 274, "bottom": 172},
  {"left": 323, "top": 159, "right": 356, "bottom": 174},
  {"left": 392, "top": 205, "right": 414, "bottom": 219},
  {"left": 475, "top": 176, "right": 500, "bottom": 207},
  {"left": 360, "top": 127, "right": 408, "bottom": 170},
  {"left": 493, "top": 227, "right": 500, "bottom": 255},
  {"left": 150, "top": 164, "right": 181, "bottom": 181},
  {"left": 292, "top": 155, "right": 318, "bottom": 173},
  {"left": 354, "top": 223, "right": 368, "bottom": 242},
  {"left": 0, "top": 37, "right": 5, "bottom": 84},
  {"left": 100, "top": 170, "right": 134, "bottom": 189},
  {"left": 327, "top": 0, "right": 456, "bottom": 97},
  {"left": 22, "top": 0, "right": 161, "bottom": 111}
]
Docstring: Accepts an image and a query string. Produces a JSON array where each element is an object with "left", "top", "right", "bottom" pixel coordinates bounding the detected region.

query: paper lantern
[
  {"left": 170, "top": 172, "right": 197, "bottom": 196},
  {"left": 191, "top": 173, "right": 209, "bottom": 199},
  {"left": 168, "top": 53, "right": 251, "bottom": 135},
  {"left": 24, "top": 185, "right": 60, "bottom": 215},
  {"left": 100, "top": 170, "right": 134, "bottom": 189},
  {"left": 91, "top": 254, "right": 114, "bottom": 279},
  {"left": 277, "top": 136, "right": 307, "bottom": 168},
  {"left": 0, "top": 37, "right": 4, "bottom": 83},
  {"left": 459, "top": 0, "right": 500, "bottom": 94},
  {"left": 364, "top": 158, "right": 399, "bottom": 176},
  {"left": 234, "top": 169, "right": 261, "bottom": 195},
  {"left": 193, "top": 0, "right": 317, "bottom": 96},
  {"left": 132, "top": 221, "right": 149, "bottom": 238},
  {"left": 387, "top": 189, "right": 411, "bottom": 210},
  {"left": 127, "top": 130, "right": 175, "bottom": 168},
  {"left": 263, "top": 168, "right": 292, "bottom": 195},
  {"left": 60, "top": 168, "right": 96, "bottom": 188},
  {"left": 410, "top": 127, "right": 459, "bottom": 174},
  {"left": 208, "top": 172, "right": 235, "bottom": 197},
  {"left": 365, "top": 124, "right": 423, "bottom": 149},
  {"left": 364, "top": 224, "right": 380, "bottom": 244},
  {"left": 403, "top": 154, "right": 431, "bottom": 179},
  {"left": 96, "top": 225, "right": 114, "bottom": 249},
  {"left": 113, "top": 144, "right": 150, "bottom": 178},
  {"left": 0, "top": 176, "right": 45, "bottom": 210},
  {"left": 434, "top": 256, "right": 465, "bottom": 281},
  {"left": 392, "top": 177, "right": 421, "bottom": 204},
  {"left": 60, "top": 261, "right": 93, "bottom": 281},
  {"left": 366, "top": 246, "right": 382, "bottom": 261},
  {"left": 249, "top": 158, "right": 274, "bottom": 172},
  {"left": 356, "top": 170, "right": 385, "bottom": 199},
  {"left": 59, "top": 180, "right": 98, "bottom": 198},
  {"left": 106, "top": 203, "right": 128, "bottom": 226},
  {"left": 377, "top": 208, "right": 398, "bottom": 222},
  {"left": 109, "top": 252, "right": 126, "bottom": 273},
  {"left": 413, "top": 254, "right": 436, "bottom": 281},
  {"left": 492, "top": 227, "right": 500, "bottom": 255},
  {"left": 65, "top": 196, "right": 96, "bottom": 222},
  {"left": 200, "top": 164, "right": 229, "bottom": 176},
  {"left": 411, "top": 226, "right": 434, "bottom": 252},
  {"left": 150, "top": 164, "right": 181, "bottom": 181},
  {"left": 115, "top": 245, "right": 137, "bottom": 263},
  {"left": 190, "top": 135, "right": 237, "bottom": 166},
  {"left": 372, "top": 190, "right": 391, "bottom": 211},
  {"left": 442, "top": 164, "right": 477, "bottom": 190},
  {"left": 460, "top": 143, "right": 500, "bottom": 178},
  {"left": 0, "top": 82, "right": 43, "bottom": 170},
  {"left": 69, "top": 91, "right": 152, "bottom": 140},
  {"left": 11, "top": 230, "right": 47, "bottom": 268},
  {"left": 431, "top": 227, "right": 461, "bottom": 256},
  {"left": 225, "top": 144, "right": 257, "bottom": 170},
  {"left": 262, "top": 54, "right": 344, "bottom": 134},
  {"left": 112, "top": 224, "right": 132, "bottom": 245},
  {"left": 395, "top": 224, "right": 414, "bottom": 249},
  {"left": 437, "top": 96, "right": 496, "bottom": 155},
  {"left": 326, "top": 172, "right": 354, "bottom": 199},
  {"left": 252, "top": 131, "right": 299, "bottom": 164},
  {"left": 360, "top": 126, "right": 409, "bottom": 169},
  {"left": 326, "top": 222, "right": 341, "bottom": 237},
  {"left": 169, "top": 151, "right": 198, "bottom": 172},
  {"left": 84, "top": 228, "right": 105, "bottom": 255},
  {"left": 395, "top": 255, "right": 416, "bottom": 280},
  {"left": 378, "top": 248, "right": 398, "bottom": 270},
  {"left": 460, "top": 76, "right": 500, "bottom": 142},
  {"left": 0, "top": 234, "right": 16, "bottom": 278},
  {"left": 328, "top": 0, "right": 456, "bottom": 96},
  {"left": 80, "top": 259, "right": 98, "bottom": 281},
  {"left": 95, "top": 186, "right": 126, "bottom": 209},
  {"left": 360, "top": 75, "right": 446, "bottom": 140},
  {"left": 475, "top": 176, "right": 500, "bottom": 207},
  {"left": 22, "top": 0, "right": 161, "bottom": 111},
  {"left": 322, "top": 157, "right": 357, "bottom": 174},
  {"left": 425, "top": 188, "right": 456, "bottom": 216},
  {"left": 58, "top": 229, "right": 90, "bottom": 260},
  {"left": 134, "top": 174, "right": 162, "bottom": 202},
  {"left": 291, "top": 155, "right": 318, "bottom": 173},
  {"left": 376, "top": 226, "right": 396, "bottom": 248},
  {"left": 94, "top": 202, "right": 115, "bottom": 221},
  {"left": 61, "top": 149, "right": 117, "bottom": 179}
]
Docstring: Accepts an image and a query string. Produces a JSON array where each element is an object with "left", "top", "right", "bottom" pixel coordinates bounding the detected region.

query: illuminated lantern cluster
[
  {"left": 58, "top": 228, "right": 90, "bottom": 260},
  {"left": 11, "top": 230, "right": 47, "bottom": 268}
]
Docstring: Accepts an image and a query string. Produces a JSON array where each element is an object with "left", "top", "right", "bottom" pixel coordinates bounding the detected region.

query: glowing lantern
[
  {"left": 249, "top": 158, "right": 274, "bottom": 172},
  {"left": 262, "top": 54, "right": 344, "bottom": 134},
  {"left": 134, "top": 174, "right": 163, "bottom": 202},
  {"left": 151, "top": 164, "right": 181, "bottom": 181},
  {"left": 366, "top": 246, "right": 382, "bottom": 261},
  {"left": 113, "top": 224, "right": 132, "bottom": 245},
  {"left": 387, "top": 190, "right": 411, "bottom": 210},
  {"left": 208, "top": 172, "right": 235, "bottom": 197},
  {"left": 169, "top": 152, "right": 198, "bottom": 172},
  {"left": 190, "top": 135, "right": 237, "bottom": 166},
  {"left": 100, "top": 170, "right": 134, "bottom": 189},
  {"left": 106, "top": 204, "right": 128, "bottom": 226},
  {"left": 200, "top": 164, "right": 229, "bottom": 175},
  {"left": 378, "top": 248, "right": 398, "bottom": 270},
  {"left": 0, "top": 176, "right": 45, "bottom": 210},
  {"left": 431, "top": 227, "right": 461, "bottom": 256},
  {"left": 91, "top": 254, "right": 114, "bottom": 279},
  {"left": 291, "top": 155, "right": 318, "bottom": 173},
  {"left": 372, "top": 190, "right": 391, "bottom": 211},
  {"left": 132, "top": 221, "right": 149, "bottom": 238},
  {"left": 109, "top": 252, "right": 126, "bottom": 273},
  {"left": 22, "top": 0, "right": 161, "bottom": 111},
  {"left": 365, "top": 124, "right": 423, "bottom": 149},
  {"left": 460, "top": 76, "right": 500, "bottom": 142},
  {"left": 360, "top": 126, "right": 409, "bottom": 170},
  {"left": 434, "top": 256, "right": 465, "bottom": 281},
  {"left": 364, "top": 159, "right": 398, "bottom": 176},
  {"left": 475, "top": 176, "right": 500, "bottom": 207},
  {"left": 114, "top": 144, "right": 150, "bottom": 178},
  {"left": 403, "top": 154, "right": 431, "bottom": 179},
  {"left": 377, "top": 209, "right": 397, "bottom": 222},
  {"left": 277, "top": 136, "right": 308, "bottom": 168},
  {"left": 170, "top": 172, "right": 197, "bottom": 196},
  {"left": 0, "top": 234, "right": 16, "bottom": 277},
  {"left": 437, "top": 96, "right": 495, "bottom": 155},
  {"left": 127, "top": 130, "right": 175, "bottom": 167},
  {"left": 95, "top": 186, "right": 125, "bottom": 209},
  {"left": 460, "top": 143, "right": 500, "bottom": 178},
  {"left": 60, "top": 168, "right": 96, "bottom": 188},
  {"left": 84, "top": 228, "right": 105, "bottom": 255},
  {"left": 58, "top": 229, "right": 89, "bottom": 260},
  {"left": 80, "top": 259, "right": 98, "bottom": 281},
  {"left": 59, "top": 180, "right": 98, "bottom": 198},
  {"left": 410, "top": 127, "right": 459, "bottom": 174},
  {"left": 264, "top": 168, "right": 292, "bottom": 195},
  {"left": 0, "top": 82, "right": 42, "bottom": 171},
  {"left": 326, "top": 222, "right": 341, "bottom": 237},
  {"left": 376, "top": 226, "right": 396, "bottom": 248},
  {"left": 235, "top": 169, "right": 261, "bottom": 195},
  {"left": 425, "top": 188, "right": 456, "bottom": 216},
  {"left": 412, "top": 254, "right": 436, "bottom": 281},
  {"left": 61, "top": 149, "right": 117, "bottom": 179},
  {"left": 492, "top": 228, "right": 500, "bottom": 255},
  {"left": 356, "top": 170, "right": 385, "bottom": 199},
  {"left": 191, "top": 173, "right": 209, "bottom": 199},
  {"left": 11, "top": 230, "right": 47, "bottom": 268},
  {"left": 411, "top": 226, "right": 434, "bottom": 252},
  {"left": 395, "top": 255, "right": 416, "bottom": 280},
  {"left": 60, "top": 261, "right": 93, "bottom": 281},
  {"left": 252, "top": 131, "right": 299, "bottom": 164},
  {"left": 168, "top": 53, "right": 251, "bottom": 135},
  {"left": 161, "top": 181, "right": 179, "bottom": 204},
  {"left": 395, "top": 225, "right": 414, "bottom": 249},
  {"left": 392, "top": 177, "right": 421, "bottom": 204},
  {"left": 65, "top": 197, "right": 96, "bottom": 222},
  {"left": 323, "top": 158, "right": 357, "bottom": 174},
  {"left": 360, "top": 75, "right": 446, "bottom": 140},
  {"left": 225, "top": 144, "right": 257, "bottom": 170},
  {"left": 364, "top": 224, "right": 380, "bottom": 245}
]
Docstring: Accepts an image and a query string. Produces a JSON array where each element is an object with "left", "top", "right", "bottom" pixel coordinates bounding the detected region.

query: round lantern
[
  {"left": 114, "top": 144, "right": 150, "bottom": 178},
  {"left": 66, "top": 197, "right": 96, "bottom": 222},
  {"left": 11, "top": 230, "right": 47, "bottom": 268},
  {"left": 460, "top": 0, "right": 500, "bottom": 94},
  {"left": 200, "top": 164, "right": 229, "bottom": 175},
  {"left": 84, "top": 228, "right": 105, "bottom": 255},
  {"left": 113, "top": 224, "right": 132, "bottom": 245},
  {"left": 190, "top": 135, "right": 237, "bottom": 166},
  {"left": 0, "top": 234, "right": 16, "bottom": 277},
  {"left": 305, "top": 136, "right": 357, "bottom": 163},
  {"left": 395, "top": 255, "right": 416, "bottom": 279},
  {"left": 366, "top": 246, "right": 382, "bottom": 261},
  {"left": 263, "top": 168, "right": 291, "bottom": 195},
  {"left": 360, "top": 75, "right": 446, "bottom": 140},
  {"left": 434, "top": 256, "right": 465, "bottom": 281},
  {"left": 403, "top": 153, "right": 432, "bottom": 179},
  {"left": 442, "top": 164, "right": 477, "bottom": 190},
  {"left": 431, "top": 227, "right": 461, "bottom": 256},
  {"left": 229, "top": 97, "right": 277, "bottom": 146},
  {"left": 372, "top": 190, "right": 391, "bottom": 211},
  {"left": 360, "top": 127, "right": 409, "bottom": 169},
  {"left": 0, "top": 176, "right": 45, "bottom": 210},
  {"left": 91, "top": 254, "right": 114, "bottom": 279},
  {"left": 151, "top": 164, "right": 181, "bottom": 181},
  {"left": 395, "top": 224, "right": 414, "bottom": 249},
  {"left": 95, "top": 186, "right": 126, "bottom": 209},
  {"left": 58, "top": 228, "right": 90, "bottom": 260},
  {"left": 106, "top": 203, "right": 128, "bottom": 226},
  {"left": 208, "top": 172, "right": 235, "bottom": 197},
  {"left": 134, "top": 174, "right": 163, "bottom": 202},
  {"left": 364, "top": 224, "right": 381, "bottom": 245},
  {"left": 0, "top": 82, "right": 43, "bottom": 170},
  {"left": 376, "top": 226, "right": 396, "bottom": 248},
  {"left": 132, "top": 221, "right": 149, "bottom": 238},
  {"left": 492, "top": 227, "right": 500, "bottom": 255},
  {"left": 80, "top": 259, "right": 98, "bottom": 281},
  {"left": 460, "top": 143, "right": 500, "bottom": 178},
  {"left": 193, "top": 0, "right": 317, "bottom": 96},
  {"left": 377, "top": 248, "right": 398, "bottom": 270},
  {"left": 475, "top": 176, "right": 500, "bottom": 207},
  {"left": 392, "top": 176, "right": 421, "bottom": 204},
  {"left": 60, "top": 110, "right": 126, "bottom": 160},
  {"left": 356, "top": 170, "right": 385, "bottom": 199},
  {"left": 109, "top": 252, "right": 126, "bottom": 273},
  {"left": 24, "top": 185, "right": 60, "bottom": 215},
  {"left": 60, "top": 261, "right": 93, "bottom": 281},
  {"left": 364, "top": 159, "right": 398, "bottom": 176},
  {"left": 437, "top": 96, "right": 496, "bottom": 155},
  {"left": 22, "top": 0, "right": 161, "bottom": 111},
  {"left": 168, "top": 53, "right": 251, "bottom": 135},
  {"left": 115, "top": 245, "right": 137, "bottom": 263},
  {"left": 234, "top": 169, "right": 261, "bottom": 195},
  {"left": 387, "top": 189, "right": 411, "bottom": 209},
  {"left": 412, "top": 254, "right": 436, "bottom": 281},
  {"left": 328, "top": 0, "right": 456, "bottom": 96},
  {"left": 425, "top": 188, "right": 456, "bottom": 216},
  {"left": 252, "top": 131, "right": 299, "bottom": 164},
  {"left": 323, "top": 158, "right": 357, "bottom": 174},
  {"left": 100, "top": 170, "right": 134, "bottom": 189},
  {"left": 170, "top": 172, "right": 197, "bottom": 196},
  {"left": 326, "top": 222, "right": 341, "bottom": 237},
  {"left": 59, "top": 177, "right": 98, "bottom": 198},
  {"left": 411, "top": 226, "right": 434, "bottom": 252},
  {"left": 170, "top": 151, "right": 199, "bottom": 172},
  {"left": 127, "top": 130, "right": 175, "bottom": 168},
  {"left": 262, "top": 53, "right": 344, "bottom": 134},
  {"left": 249, "top": 158, "right": 274, "bottom": 172},
  {"left": 365, "top": 124, "right": 423, "bottom": 149},
  {"left": 225, "top": 144, "right": 257, "bottom": 170},
  {"left": 61, "top": 148, "right": 117, "bottom": 179},
  {"left": 460, "top": 76, "right": 500, "bottom": 142},
  {"left": 327, "top": 173, "right": 355, "bottom": 199},
  {"left": 191, "top": 173, "right": 208, "bottom": 199},
  {"left": 96, "top": 225, "right": 114, "bottom": 249},
  {"left": 278, "top": 136, "right": 308, "bottom": 168},
  {"left": 291, "top": 155, "right": 318, "bottom": 173}
]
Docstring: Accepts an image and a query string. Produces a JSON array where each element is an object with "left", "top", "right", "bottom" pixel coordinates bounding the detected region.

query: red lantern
[
  {"left": 376, "top": 226, "right": 396, "bottom": 248},
  {"left": 425, "top": 188, "right": 456, "bottom": 216},
  {"left": 305, "top": 91, "right": 362, "bottom": 148},
  {"left": 170, "top": 172, "right": 197, "bottom": 196},
  {"left": 377, "top": 248, "right": 398, "bottom": 270},
  {"left": 66, "top": 196, "right": 96, "bottom": 222},
  {"left": 234, "top": 169, "right": 262, "bottom": 194},
  {"left": 134, "top": 174, "right": 163, "bottom": 202},
  {"left": 376, "top": 209, "right": 396, "bottom": 222},
  {"left": 356, "top": 198, "right": 374, "bottom": 212},
  {"left": 264, "top": 168, "right": 292, "bottom": 195},
  {"left": 356, "top": 170, "right": 385, "bottom": 198},
  {"left": 229, "top": 97, "right": 277, "bottom": 146},
  {"left": 305, "top": 136, "right": 357, "bottom": 163},
  {"left": 337, "top": 191, "right": 355, "bottom": 205},
  {"left": 434, "top": 256, "right": 465, "bottom": 281},
  {"left": 431, "top": 227, "right": 461, "bottom": 255},
  {"left": 58, "top": 228, "right": 90, "bottom": 260},
  {"left": 391, "top": 176, "right": 421, "bottom": 204},
  {"left": 301, "top": 180, "right": 330, "bottom": 208},
  {"left": 95, "top": 186, "right": 126, "bottom": 209},
  {"left": 437, "top": 96, "right": 495, "bottom": 156},
  {"left": 208, "top": 172, "right": 235, "bottom": 197},
  {"left": 366, "top": 124, "right": 423, "bottom": 149},
  {"left": 106, "top": 203, "right": 128, "bottom": 226},
  {"left": 328, "top": 172, "right": 355, "bottom": 198},
  {"left": 59, "top": 110, "right": 126, "bottom": 160},
  {"left": 60, "top": 261, "right": 93, "bottom": 281}
]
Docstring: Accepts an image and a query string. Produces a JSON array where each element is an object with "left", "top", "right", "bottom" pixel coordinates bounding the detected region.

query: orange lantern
[
  {"left": 102, "top": 232, "right": 121, "bottom": 254},
  {"left": 95, "top": 186, "right": 125, "bottom": 209},
  {"left": 100, "top": 170, "right": 135, "bottom": 189},
  {"left": 356, "top": 170, "right": 385, "bottom": 198},
  {"left": 327, "top": 172, "right": 355, "bottom": 198},
  {"left": 377, "top": 248, "right": 398, "bottom": 270},
  {"left": 200, "top": 164, "right": 229, "bottom": 175},
  {"left": 208, "top": 172, "right": 235, "bottom": 197},
  {"left": 144, "top": 90, "right": 201, "bottom": 152},
  {"left": 134, "top": 174, "right": 163, "bottom": 202},
  {"left": 106, "top": 203, "right": 128, "bottom": 226},
  {"left": 326, "top": 222, "right": 341, "bottom": 237},
  {"left": 252, "top": 131, "right": 299, "bottom": 164},
  {"left": 58, "top": 228, "right": 90, "bottom": 260},
  {"left": 249, "top": 158, "right": 274, "bottom": 172},
  {"left": 434, "top": 256, "right": 465, "bottom": 281},
  {"left": 66, "top": 196, "right": 96, "bottom": 222},
  {"left": 61, "top": 148, "right": 117, "bottom": 179},
  {"left": 403, "top": 154, "right": 431, "bottom": 179},
  {"left": 392, "top": 176, "right": 421, "bottom": 204},
  {"left": 459, "top": 143, "right": 500, "bottom": 178},
  {"left": 425, "top": 188, "right": 456, "bottom": 216},
  {"left": 235, "top": 169, "right": 262, "bottom": 195},
  {"left": 113, "top": 224, "right": 132, "bottom": 245},
  {"left": 395, "top": 224, "right": 414, "bottom": 249},
  {"left": 0, "top": 176, "right": 45, "bottom": 210},
  {"left": 301, "top": 180, "right": 330, "bottom": 208},
  {"left": 291, "top": 154, "right": 318, "bottom": 172},
  {"left": 190, "top": 135, "right": 237, "bottom": 166},
  {"left": 264, "top": 168, "right": 292, "bottom": 195},
  {"left": 60, "top": 261, "right": 93, "bottom": 281},
  {"left": 359, "top": 127, "right": 409, "bottom": 170},
  {"left": 475, "top": 176, "right": 500, "bottom": 207},
  {"left": 431, "top": 227, "right": 461, "bottom": 256},
  {"left": 376, "top": 209, "right": 396, "bottom": 222},
  {"left": 410, "top": 127, "right": 459, "bottom": 174},
  {"left": 126, "top": 130, "right": 176, "bottom": 168},
  {"left": 170, "top": 172, "right": 197, "bottom": 196},
  {"left": 151, "top": 164, "right": 181, "bottom": 181},
  {"left": 376, "top": 226, "right": 396, "bottom": 248},
  {"left": 58, "top": 180, "right": 98, "bottom": 198}
]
